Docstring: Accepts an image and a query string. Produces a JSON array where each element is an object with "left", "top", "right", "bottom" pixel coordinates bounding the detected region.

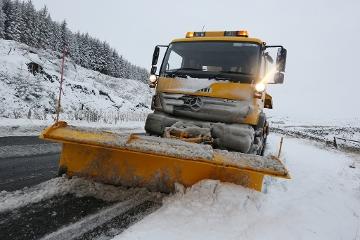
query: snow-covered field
[
  {"left": 273, "top": 125, "right": 360, "bottom": 151},
  {"left": 113, "top": 134, "right": 360, "bottom": 240},
  {"left": 0, "top": 39, "right": 152, "bottom": 121},
  {"left": 269, "top": 116, "right": 360, "bottom": 152}
]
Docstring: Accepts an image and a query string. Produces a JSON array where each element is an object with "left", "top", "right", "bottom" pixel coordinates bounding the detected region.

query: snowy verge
[
  {"left": 268, "top": 115, "right": 360, "bottom": 152},
  {"left": 0, "top": 118, "right": 145, "bottom": 137},
  {"left": 113, "top": 134, "right": 360, "bottom": 240}
]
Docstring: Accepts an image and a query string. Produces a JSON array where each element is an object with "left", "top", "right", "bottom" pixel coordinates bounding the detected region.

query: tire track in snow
[
  {"left": 0, "top": 185, "right": 162, "bottom": 240},
  {"left": 40, "top": 192, "right": 161, "bottom": 240}
]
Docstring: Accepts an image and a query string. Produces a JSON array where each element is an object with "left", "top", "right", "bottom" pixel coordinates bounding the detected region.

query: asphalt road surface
[
  {"left": 0, "top": 136, "right": 60, "bottom": 191},
  {"left": 0, "top": 136, "right": 163, "bottom": 240},
  {"left": 0, "top": 192, "right": 162, "bottom": 240}
]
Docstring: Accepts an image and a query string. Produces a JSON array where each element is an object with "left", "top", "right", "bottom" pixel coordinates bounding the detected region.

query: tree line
[{"left": 0, "top": 0, "right": 149, "bottom": 82}]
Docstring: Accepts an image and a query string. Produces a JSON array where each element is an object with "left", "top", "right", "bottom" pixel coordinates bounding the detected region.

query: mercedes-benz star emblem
[{"left": 189, "top": 97, "right": 203, "bottom": 112}]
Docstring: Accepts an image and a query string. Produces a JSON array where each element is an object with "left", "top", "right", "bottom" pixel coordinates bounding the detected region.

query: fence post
[{"left": 333, "top": 137, "right": 338, "bottom": 149}]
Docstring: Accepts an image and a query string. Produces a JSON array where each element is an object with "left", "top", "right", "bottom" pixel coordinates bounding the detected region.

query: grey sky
[{"left": 32, "top": 0, "right": 360, "bottom": 121}]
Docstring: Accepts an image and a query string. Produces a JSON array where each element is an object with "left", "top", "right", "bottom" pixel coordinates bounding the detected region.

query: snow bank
[
  {"left": 0, "top": 118, "right": 52, "bottom": 137},
  {"left": 113, "top": 134, "right": 360, "bottom": 240},
  {"left": 0, "top": 176, "right": 152, "bottom": 212}
]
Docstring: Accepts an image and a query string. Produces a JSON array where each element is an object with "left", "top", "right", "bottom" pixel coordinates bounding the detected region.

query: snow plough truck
[{"left": 41, "top": 30, "right": 289, "bottom": 192}]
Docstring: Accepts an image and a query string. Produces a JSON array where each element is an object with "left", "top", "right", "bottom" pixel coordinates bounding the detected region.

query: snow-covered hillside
[{"left": 0, "top": 39, "right": 152, "bottom": 121}]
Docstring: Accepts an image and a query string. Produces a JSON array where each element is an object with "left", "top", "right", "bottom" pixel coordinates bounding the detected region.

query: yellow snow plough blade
[{"left": 40, "top": 121, "right": 290, "bottom": 192}]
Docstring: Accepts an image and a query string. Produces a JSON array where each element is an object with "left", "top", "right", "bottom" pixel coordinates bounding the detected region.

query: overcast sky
[{"left": 32, "top": 0, "right": 360, "bottom": 121}]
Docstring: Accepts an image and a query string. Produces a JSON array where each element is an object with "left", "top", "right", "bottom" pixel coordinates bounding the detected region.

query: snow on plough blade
[{"left": 40, "top": 122, "right": 290, "bottom": 192}]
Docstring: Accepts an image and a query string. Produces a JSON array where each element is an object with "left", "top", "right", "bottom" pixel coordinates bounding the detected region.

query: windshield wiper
[
  {"left": 165, "top": 68, "right": 202, "bottom": 78},
  {"left": 209, "top": 71, "right": 252, "bottom": 80},
  {"left": 216, "top": 70, "right": 252, "bottom": 76},
  {"left": 208, "top": 75, "right": 230, "bottom": 80},
  {"left": 208, "top": 71, "right": 253, "bottom": 81},
  {"left": 169, "top": 67, "right": 202, "bottom": 72}
]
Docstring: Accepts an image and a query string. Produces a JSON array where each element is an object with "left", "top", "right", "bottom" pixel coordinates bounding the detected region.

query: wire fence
[
  {"left": 332, "top": 136, "right": 360, "bottom": 149},
  {"left": 8, "top": 108, "right": 148, "bottom": 124}
]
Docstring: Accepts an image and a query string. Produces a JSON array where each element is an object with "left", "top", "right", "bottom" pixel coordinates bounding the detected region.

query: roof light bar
[
  {"left": 224, "top": 31, "right": 237, "bottom": 36},
  {"left": 186, "top": 32, "right": 206, "bottom": 38},
  {"left": 194, "top": 32, "right": 206, "bottom": 37},
  {"left": 237, "top": 30, "right": 249, "bottom": 37},
  {"left": 186, "top": 30, "right": 249, "bottom": 38},
  {"left": 224, "top": 30, "right": 249, "bottom": 37},
  {"left": 186, "top": 32, "right": 194, "bottom": 38}
]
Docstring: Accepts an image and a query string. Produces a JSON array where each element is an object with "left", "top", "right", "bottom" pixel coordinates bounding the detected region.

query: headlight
[
  {"left": 149, "top": 75, "right": 157, "bottom": 83},
  {"left": 255, "top": 82, "right": 266, "bottom": 92}
]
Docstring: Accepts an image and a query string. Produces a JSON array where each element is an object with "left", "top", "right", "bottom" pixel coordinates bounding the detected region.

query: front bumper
[
  {"left": 145, "top": 112, "right": 255, "bottom": 153},
  {"left": 154, "top": 93, "right": 253, "bottom": 124}
]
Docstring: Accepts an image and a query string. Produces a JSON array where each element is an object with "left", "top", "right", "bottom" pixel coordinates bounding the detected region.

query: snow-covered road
[
  {"left": 0, "top": 177, "right": 163, "bottom": 240},
  {"left": 1, "top": 131, "right": 359, "bottom": 240},
  {"left": 114, "top": 134, "right": 360, "bottom": 240}
]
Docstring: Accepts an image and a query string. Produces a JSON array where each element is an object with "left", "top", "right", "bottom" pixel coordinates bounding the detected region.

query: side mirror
[
  {"left": 152, "top": 46, "right": 160, "bottom": 66},
  {"left": 149, "top": 45, "right": 168, "bottom": 85},
  {"left": 276, "top": 48, "right": 287, "bottom": 72},
  {"left": 273, "top": 72, "right": 284, "bottom": 84}
]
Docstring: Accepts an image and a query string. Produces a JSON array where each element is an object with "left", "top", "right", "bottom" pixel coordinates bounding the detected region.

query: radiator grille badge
[{"left": 186, "top": 97, "right": 203, "bottom": 112}]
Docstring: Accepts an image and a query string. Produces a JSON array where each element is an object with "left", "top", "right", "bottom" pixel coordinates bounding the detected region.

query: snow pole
[
  {"left": 277, "top": 137, "right": 284, "bottom": 158},
  {"left": 55, "top": 48, "right": 67, "bottom": 124}
]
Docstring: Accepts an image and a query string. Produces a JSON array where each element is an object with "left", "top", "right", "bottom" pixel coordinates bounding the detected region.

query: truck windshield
[{"left": 160, "top": 41, "right": 260, "bottom": 82}]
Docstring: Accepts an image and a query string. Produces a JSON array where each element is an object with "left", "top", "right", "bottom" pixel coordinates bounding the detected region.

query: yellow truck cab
[{"left": 145, "top": 30, "right": 287, "bottom": 155}]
